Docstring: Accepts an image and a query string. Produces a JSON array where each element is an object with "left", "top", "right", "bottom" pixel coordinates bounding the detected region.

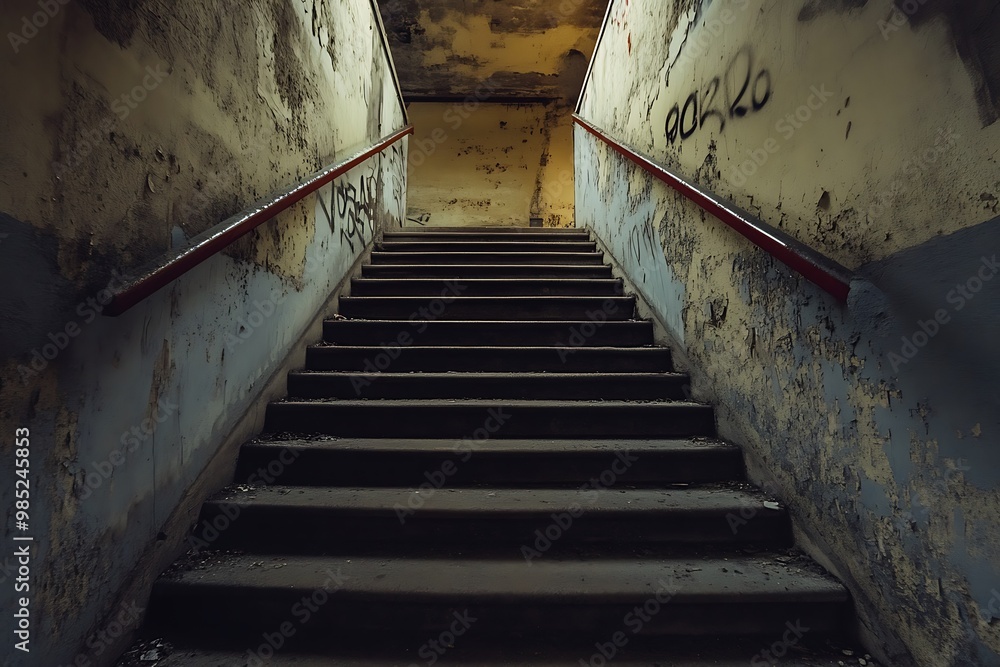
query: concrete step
[
  {"left": 287, "top": 372, "right": 688, "bottom": 400},
  {"left": 198, "top": 485, "right": 791, "bottom": 551},
  {"left": 338, "top": 296, "right": 636, "bottom": 321},
  {"left": 378, "top": 241, "right": 598, "bottom": 253},
  {"left": 384, "top": 230, "right": 592, "bottom": 241},
  {"left": 361, "top": 264, "right": 614, "bottom": 279},
  {"left": 147, "top": 553, "right": 849, "bottom": 640},
  {"left": 350, "top": 278, "right": 625, "bottom": 296},
  {"left": 390, "top": 226, "right": 589, "bottom": 235},
  {"left": 264, "top": 400, "right": 715, "bottom": 438},
  {"left": 234, "top": 438, "right": 745, "bottom": 487},
  {"left": 370, "top": 252, "right": 606, "bottom": 265},
  {"left": 128, "top": 639, "right": 873, "bottom": 667},
  {"left": 305, "top": 345, "right": 671, "bottom": 372},
  {"left": 323, "top": 320, "right": 653, "bottom": 347}
]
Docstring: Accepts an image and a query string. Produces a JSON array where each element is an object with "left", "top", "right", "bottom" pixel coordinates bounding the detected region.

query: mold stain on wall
[
  {"left": 0, "top": 0, "right": 408, "bottom": 664},
  {"left": 576, "top": 0, "right": 1000, "bottom": 664}
]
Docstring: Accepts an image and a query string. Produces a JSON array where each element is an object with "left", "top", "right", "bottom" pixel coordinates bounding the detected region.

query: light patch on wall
[{"left": 406, "top": 102, "right": 574, "bottom": 227}]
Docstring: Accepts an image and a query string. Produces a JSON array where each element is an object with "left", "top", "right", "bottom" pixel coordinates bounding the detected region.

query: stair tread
[
  {"left": 324, "top": 319, "right": 646, "bottom": 325},
  {"left": 341, "top": 295, "right": 631, "bottom": 300},
  {"left": 158, "top": 553, "right": 846, "bottom": 602},
  {"left": 272, "top": 399, "right": 707, "bottom": 408},
  {"left": 244, "top": 437, "right": 736, "bottom": 454},
  {"left": 351, "top": 278, "right": 620, "bottom": 282},
  {"left": 310, "top": 345, "right": 663, "bottom": 350},
  {"left": 209, "top": 485, "right": 780, "bottom": 514},
  {"left": 389, "top": 227, "right": 586, "bottom": 232},
  {"left": 362, "top": 264, "right": 611, "bottom": 269},
  {"left": 137, "top": 644, "right": 866, "bottom": 667},
  {"left": 378, "top": 242, "right": 597, "bottom": 248},
  {"left": 372, "top": 252, "right": 604, "bottom": 257},
  {"left": 290, "top": 371, "right": 684, "bottom": 378}
]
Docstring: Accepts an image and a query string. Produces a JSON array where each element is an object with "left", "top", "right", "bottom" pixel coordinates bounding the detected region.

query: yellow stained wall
[
  {"left": 577, "top": 1, "right": 1000, "bottom": 665},
  {"left": 405, "top": 102, "right": 575, "bottom": 227}
]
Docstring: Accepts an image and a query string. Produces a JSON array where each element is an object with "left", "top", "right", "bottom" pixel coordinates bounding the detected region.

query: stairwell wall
[
  {"left": 0, "top": 0, "right": 406, "bottom": 664},
  {"left": 576, "top": 1, "right": 1000, "bottom": 665}
]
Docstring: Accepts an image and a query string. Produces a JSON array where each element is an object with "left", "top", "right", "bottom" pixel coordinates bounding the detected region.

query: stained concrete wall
[
  {"left": 576, "top": 1, "right": 1000, "bottom": 665},
  {"left": 406, "top": 101, "right": 575, "bottom": 227},
  {"left": 0, "top": 0, "right": 406, "bottom": 664},
  {"left": 377, "top": 0, "right": 604, "bottom": 101},
  {"left": 376, "top": 0, "right": 599, "bottom": 228}
]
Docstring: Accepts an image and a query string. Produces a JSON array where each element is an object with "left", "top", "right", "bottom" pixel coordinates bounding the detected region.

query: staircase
[{"left": 120, "top": 227, "right": 872, "bottom": 666}]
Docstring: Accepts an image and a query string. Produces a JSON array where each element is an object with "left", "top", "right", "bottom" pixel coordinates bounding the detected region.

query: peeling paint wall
[
  {"left": 577, "top": 1, "right": 1000, "bottom": 665},
  {"left": 0, "top": 0, "right": 406, "bottom": 664},
  {"left": 377, "top": 0, "right": 604, "bottom": 101},
  {"left": 406, "top": 102, "right": 574, "bottom": 227},
  {"left": 374, "top": 0, "right": 601, "bottom": 228}
]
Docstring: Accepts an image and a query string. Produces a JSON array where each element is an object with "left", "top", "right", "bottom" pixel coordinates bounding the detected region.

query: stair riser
[
  {"left": 370, "top": 253, "right": 606, "bottom": 265},
  {"left": 234, "top": 448, "right": 746, "bottom": 487},
  {"left": 286, "top": 374, "right": 687, "bottom": 400},
  {"left": 379, "top": 242, "right": 598, "bottom": 253},
  {"left": 350, "top": 279, "right": 625, "bottom": 297},
  {"left": 147, "top": 593, "right": 848, "bottom": 641},
  {"left": 322, "top": 322, "right": 653, "bottom": 347},
  {"left": 305, "top": 348, "right": 672, "bottom": 372},
  {"left": 338, "top": 298, "right": 636, "bottom": 321},
  {"left": 264, "top": 404, "right": 715, "bottom": 438},
  {"left": 361, "top": 265, "right": 614, "bottom": 279},
  {"left": 198, "top": 505, "right": 792, "bottom": 550}
]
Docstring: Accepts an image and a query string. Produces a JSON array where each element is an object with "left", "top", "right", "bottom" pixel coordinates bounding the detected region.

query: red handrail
[
  {"left": 573, "top": 115, "right": 853, "bottom": 303},
  {"left": 105, "top": 125, "right": 414, "bottom": 316}
]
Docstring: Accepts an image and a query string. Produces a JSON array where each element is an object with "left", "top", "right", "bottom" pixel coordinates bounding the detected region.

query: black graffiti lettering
[
  {"left": 663, "top": 45, "right": 771, "bottom": 144},
  {"left": 699, "top": 77, "right": 726, "bottom": 132},
  {"left": 680, "top": 92, "right": 699, "bottom": 139},
  {"left": 752, "top": 69, "right": 772, "bottom": 111},
  {"left": 727, "top": 48, "right": 753, "bottom": 118},
  {"left": 665, "top": 105, "right": 681, "bottom": 144}
]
